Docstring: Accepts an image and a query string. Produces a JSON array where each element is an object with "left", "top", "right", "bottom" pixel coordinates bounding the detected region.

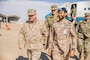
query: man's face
[
  {"left": 85, "top": 16, "right": 90, "bottom": 20},
  {"left": 51, "top": 9, "right": 57, "bottom": 15},
  {"left": 58, "top": 11, "right": 67, "bottom": 20},
  {"left": 28, "top": 14, "right": 36, "bottom": 22}
]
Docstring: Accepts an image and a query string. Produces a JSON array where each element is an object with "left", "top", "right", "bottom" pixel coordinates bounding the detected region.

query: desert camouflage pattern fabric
[
  {"left": 18, "top": 19, "right": 48, "bottom": 50},
  {"left": 76, "top": 20, "right": 90, "bottom": 59},
  {"left": 48, "top": 20, "right": 77, "bottom": 60},
  {"left": 79, "top": 20, "right": 90, "bottom": 37},
  {"left": 45, "top": 15, "right": 59, "bottom": 31}
]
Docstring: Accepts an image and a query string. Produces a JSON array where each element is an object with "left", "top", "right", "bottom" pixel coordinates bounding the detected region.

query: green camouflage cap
[
  {"left": 51, "top": 4, "right": 57, "bottom": 10},
  {"left": 28, "top": 9, "right": 36, "bottom": 15},
  {"left": 85, "top": 13, "right": 90, "bottom": 16}
]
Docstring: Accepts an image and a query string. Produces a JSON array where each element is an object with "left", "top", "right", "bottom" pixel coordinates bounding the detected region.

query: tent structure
[{"left": 0, "top": 14, "right": 20, "bottom": 23}]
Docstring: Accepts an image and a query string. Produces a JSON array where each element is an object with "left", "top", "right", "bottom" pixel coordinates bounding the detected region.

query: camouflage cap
[
  {"left": 51, "top": 4, "right": 57, "bottom": 10},
  {"left": 28, "top": 9, "right": 36, "bottom": 15},
  {"left": 85, "top": 13, "right": 90, "bottom": 16}
]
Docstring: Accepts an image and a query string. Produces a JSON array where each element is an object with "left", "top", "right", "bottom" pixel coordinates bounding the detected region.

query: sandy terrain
[{"left": 0, "top": 23, "right": 27, "bottom": 60}]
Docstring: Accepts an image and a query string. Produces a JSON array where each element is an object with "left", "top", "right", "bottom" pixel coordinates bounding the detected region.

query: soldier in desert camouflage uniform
[
  {"left": 48, "top": 7, "right": 77, "bottom": 60},
  {"left": 45, "top": 4, "right": 59, "bottom": 31},
  {"left": 76, "top": 13, "right": 90, "bottom": 60},
  {"left": 18, "top": 9, "right": 48, "bottom": 60}
]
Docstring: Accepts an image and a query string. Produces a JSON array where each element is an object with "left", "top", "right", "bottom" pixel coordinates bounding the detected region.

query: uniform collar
[
  {"left": 29, "top": 18, "right": 37, "bottom": 24},
  {"left": 51, "top": 14, "right": 58, "bottom": 17}
]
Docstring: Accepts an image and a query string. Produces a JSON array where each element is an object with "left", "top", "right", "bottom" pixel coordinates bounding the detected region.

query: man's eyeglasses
[
  {"left": 52, "top": 10, "right": 56, "bottom": 11},
  {"left": 29, "top": 15, "right": 34, "bottom": 17}
]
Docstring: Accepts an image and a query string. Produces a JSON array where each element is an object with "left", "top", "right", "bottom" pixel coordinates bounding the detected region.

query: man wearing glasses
[{"left": 45, "top": 4, "right": 59, "bottom": 31}]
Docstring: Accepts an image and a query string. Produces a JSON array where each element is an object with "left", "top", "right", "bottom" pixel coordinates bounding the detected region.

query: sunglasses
[
  {"left": 29, "top": 15, "right": 34, "bottom": 17},
  {"left": 52, "top": 10, "right": 56, "bottom": 11}
]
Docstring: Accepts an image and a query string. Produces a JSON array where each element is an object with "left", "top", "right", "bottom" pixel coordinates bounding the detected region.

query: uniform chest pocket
[{"left": 48, "top": 20, "right": 54, "bottom": 26}]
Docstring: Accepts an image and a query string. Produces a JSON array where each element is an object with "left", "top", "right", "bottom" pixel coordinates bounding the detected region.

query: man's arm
[
  {"left": 48, "top": 27, "right": 54, "bottom": 49},
  {"left": 70, "top": 23, "right": 77, "bottom": 57},
  {"left": 18, "top": 24, "right": 25, "bottom": 50},
  {"left": 41, "top": 23, "right": 48, "bottom": 49},
  {"left": 44, "top": 18, "right": 50, "bottom": 31},
  {"left": 70, "top": 23, "right": 77, "bottom": 50}
]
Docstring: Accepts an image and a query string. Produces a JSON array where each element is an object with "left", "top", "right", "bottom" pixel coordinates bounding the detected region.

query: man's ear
[
  {"left": 65, "top": 13, "right": 67, "bottom": 16},
  {"left": 65, "top": 13, "right": 67, "bottom": 15}
]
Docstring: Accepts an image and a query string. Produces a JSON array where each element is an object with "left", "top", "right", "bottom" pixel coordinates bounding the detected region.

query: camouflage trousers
[
  {"left": 77, "top": 37, "right": 90, "bottom": 59},
  {"left": 52, "top": 50, "right": 69, "bottom": 60},
  {"left": 27, "top": 49, "right": 41, "bottom": 60}
]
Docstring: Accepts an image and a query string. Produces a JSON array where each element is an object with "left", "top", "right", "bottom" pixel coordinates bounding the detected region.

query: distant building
[{"left": 0, "top": 14, "right": 20, "bottom": 23}]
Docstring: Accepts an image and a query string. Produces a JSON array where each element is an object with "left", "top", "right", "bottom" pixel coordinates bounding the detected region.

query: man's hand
[
  {"left": 43, "top": 44, "right": 47, "bottom": 50},
  {"left": 47, "top": 48, "right": 51, "bottom": 56},
  {"left": 69, "top": 49, "right": 75, "bottom": 57},
  {"left": 18, "top": 43, "right": 23, "bottom": 50}
]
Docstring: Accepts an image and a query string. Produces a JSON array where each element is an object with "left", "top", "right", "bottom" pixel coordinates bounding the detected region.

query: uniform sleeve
[
  {"left": 45, "top": 18, "right": 49, "bottom": 31},
  {"left": 70, "top": 23, "right": 77, "bottom": 50},
  {"left": 80, "top": 22, "right": 90, "bottom": 37},
  {"left": 76, "top": 22, "right": 79, "bottom": 34},
  {"left": 41, "top": 23, "right": 48, "bottom": 45},
  {"left": 18, "top": 24, "right": 25, "bottom": 44},
  {"left": 48, "top": 26, "right": 54, "bottom": 49},
  {"left": 76, "top": 22, "right": 84, "bottom": 39},
  {"left": 80, "top": 22, "right": 89, "bottom": 34}
]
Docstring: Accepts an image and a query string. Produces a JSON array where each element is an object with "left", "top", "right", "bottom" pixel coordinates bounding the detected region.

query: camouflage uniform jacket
[
  {"left": 49, "top": 20, "right": 77, "bottom": 53},
  {"left": 76, "top": 21, "right": 84, "bottom": 39},
  {"left": 18, "top": 20, "right": 48, "bottom": 50},
  {"left": 45, "top": 15, "right": 59, "bottom": 31},
  {"left": 79, "top": 20, "right": 90, "bottom": 37}
]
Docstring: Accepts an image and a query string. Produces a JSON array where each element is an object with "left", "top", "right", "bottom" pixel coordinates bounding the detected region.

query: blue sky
[
  {"left": 0, "top": 0, "right": 88, "bottom": 3},
  {"left": 40, "top": 0, "right": 84, "bottom": 3}
]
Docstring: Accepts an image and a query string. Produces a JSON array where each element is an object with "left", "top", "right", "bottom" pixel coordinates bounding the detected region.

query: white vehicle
[{"left": 70, "top": 1, "right": 90, "bottom": 21}]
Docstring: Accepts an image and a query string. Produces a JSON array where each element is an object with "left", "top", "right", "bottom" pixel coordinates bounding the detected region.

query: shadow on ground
[
  {"left": 70, "top": 55, "right": 80, "bottom": 60},
  {"left": 16, "top": 52, "right": 50, "bottom": 60},
  {"left": 16, "top": 56, "right": 28, "bottom": 60},
  {"left": 40, "top": 52, "right": 50, "bottom": 60}
]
